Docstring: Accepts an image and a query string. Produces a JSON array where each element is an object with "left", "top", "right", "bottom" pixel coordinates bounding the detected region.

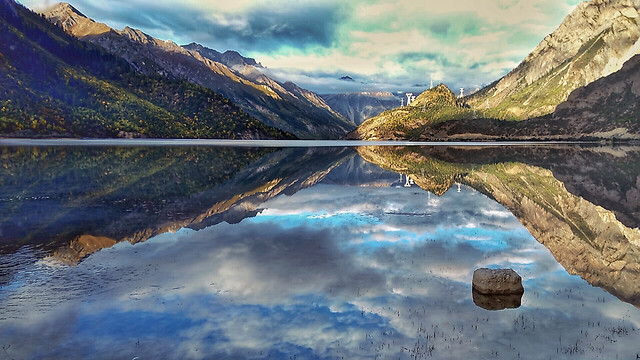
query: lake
[{"left": 1, "top": 140, "right": 639, "bottom": 359}]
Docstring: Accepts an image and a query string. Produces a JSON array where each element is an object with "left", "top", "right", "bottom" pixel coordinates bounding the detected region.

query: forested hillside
[{"left": 0, "top": 0, "right": 292, "bottom": 139}]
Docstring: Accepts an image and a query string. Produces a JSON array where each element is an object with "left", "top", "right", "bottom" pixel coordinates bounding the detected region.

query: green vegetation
[
  {"left": 467, "top": 30, "right": 609, "bottom": 121},
  {"left": 353, "top": 84, "right": 506, "bottom": 140},
  {"left": 0, "top": 1, "right": 293, "bottom": 139}
]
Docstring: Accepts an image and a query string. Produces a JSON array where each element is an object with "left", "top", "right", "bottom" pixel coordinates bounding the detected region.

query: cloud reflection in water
[{"left": 1, "top": 183, "right": 639, "bottom": 359}]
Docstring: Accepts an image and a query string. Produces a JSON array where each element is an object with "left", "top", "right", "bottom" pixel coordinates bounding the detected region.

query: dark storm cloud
[
  {"left": 74, "top": 1, "right": 350, "bottom": 53},
  {"left": 218, "top": 4, "right": 347, "bottom": 48}
]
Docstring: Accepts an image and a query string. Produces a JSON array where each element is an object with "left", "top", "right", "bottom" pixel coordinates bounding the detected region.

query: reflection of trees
[
  {"left": 0, "top": 146, "right": 354, "bottom": 263},
  {"left": 357, "top": 145, "right": 640, "bottom": 307}
]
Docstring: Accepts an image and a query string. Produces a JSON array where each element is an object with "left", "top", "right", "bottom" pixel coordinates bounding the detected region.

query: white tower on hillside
[
  {"left": 405, "top": 93, "right": 414, "bottom": 105},
  {"left": 404, "top": 174, "right": 414, "bottom": 187},
  {"left": 459, "top": 88, "right": 464, "bottom": 98}
]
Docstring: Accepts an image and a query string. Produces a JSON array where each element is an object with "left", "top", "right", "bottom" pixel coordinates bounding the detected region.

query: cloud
[
  {"left": 22, "top": 0, "right": 350, "bottom": 52},
  {"left": 18, "top": 0, "right": 584, "bottom": 93}
]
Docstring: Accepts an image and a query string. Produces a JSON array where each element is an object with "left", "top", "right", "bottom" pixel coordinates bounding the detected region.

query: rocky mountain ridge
[
  {"left": 183, "top": 42, "right": 263, "bottom": 69},
  {"left": 468, "top": 0, "right": 640, "bottom": 119},
  {"left": 351, "top": 0, "right": 640, "bottom": 141},
  {"left": 42, "top": 2, "right": 354, "bottom": 139}
]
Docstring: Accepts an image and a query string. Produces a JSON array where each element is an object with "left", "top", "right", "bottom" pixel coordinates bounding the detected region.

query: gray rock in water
[{"left": 472, "top": 268, "right": 524, "bottom": 295}]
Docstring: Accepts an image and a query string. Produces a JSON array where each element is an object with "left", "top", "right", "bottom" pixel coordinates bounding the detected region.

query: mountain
[
  {"left": 467, "top": 0, "right": 640, "bottom": 119},
  {"left": 551, "top": 53, "right": 640, "bottom": 136},
  {"left": 350, "top": 60, "right": 640, "bottom": 141},
  {"left": 42, "top": 3, "right": 354, "bottom": 139},
  {"left": 182, "top": 43, "right": 263, "bottom": 69},
  {"left": 348, "top": 84, "right": 477, "bottom": 140},
  {"left": 351, "top": 0, "right": 640, "bottom": 141},
  {"left": 0, "top": 145, "right": 353, "bottom": 264},
  {"left": 0, "top": 0, "right": 290, "bottom": 139},
  {"left": 320, "top": 92, "right": 401, "bottom": 125}
]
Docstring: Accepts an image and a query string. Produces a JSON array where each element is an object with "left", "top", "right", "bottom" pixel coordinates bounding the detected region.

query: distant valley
[{"left": 320, "top": 92, "right": 401, "bottom": 126}]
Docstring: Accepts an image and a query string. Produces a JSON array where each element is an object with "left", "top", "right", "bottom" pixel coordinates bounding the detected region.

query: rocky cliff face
[
  {"left": 468, "top": 0, "right": 640, "bottom": 119},
  {"left": 183, "top": 43, "right": 263, "bottom": 69},
  {"left": 321, "top": 92, "right": 400, "bottom": 125},
  {"left": 357, "top": 145, "right": 640, "bottom": 306},
  {"left": 41, "top": 2, "right": 110, "bottom": 37},
  {"left": 42, "top": 3, "right": 353, "bottom": 139}
]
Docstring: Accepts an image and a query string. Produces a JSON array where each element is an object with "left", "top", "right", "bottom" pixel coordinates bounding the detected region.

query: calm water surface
[{"left": 1, "top": 141, "right": 639, "bottom": 359}]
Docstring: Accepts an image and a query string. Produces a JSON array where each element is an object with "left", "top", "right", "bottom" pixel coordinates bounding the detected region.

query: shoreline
[{"left": 0, "top": 137, "right": 622, "bottom": 148}]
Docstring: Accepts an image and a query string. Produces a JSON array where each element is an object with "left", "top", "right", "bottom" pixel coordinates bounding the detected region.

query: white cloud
[{"left": 18, "top": 0, "right": 584, "bottom": 92}]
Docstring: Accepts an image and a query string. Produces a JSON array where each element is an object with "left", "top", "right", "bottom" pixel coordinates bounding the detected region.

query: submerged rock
[
  {"left": 472, "top": 268, "right": 524, "bottom": 295},
  {"left": 472, "top": 290, "right": 522, "bottom": 311}
]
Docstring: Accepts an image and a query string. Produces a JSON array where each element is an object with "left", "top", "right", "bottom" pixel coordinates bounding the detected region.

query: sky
[{"left": 20, "top": 0, "right": 583, "bottom": 93}]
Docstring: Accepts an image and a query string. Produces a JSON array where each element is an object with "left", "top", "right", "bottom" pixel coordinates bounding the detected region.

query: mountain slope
[
  {"left": 348, "top": 84, "right": 478, "bottom": 140},
  {"left": 551, "top": 53, "right": 640, "bottom": 136},
  {"left": 349, "top": 56, "right": 640, "bottom": 141},
  {"left": 42, "top": 3, "right": 354, "bottom": 139},
  {"left": 321, "top": 92, "right": 401, "bottom": 126},
  {"left": 0, "top": 0, "right": 290, "bottom": 139},
  {"left": 467, "top": 0, "right": 640, "bottom": 119},
  {"left": 351, "top": 0, "right": 640, "bottom": 141}
]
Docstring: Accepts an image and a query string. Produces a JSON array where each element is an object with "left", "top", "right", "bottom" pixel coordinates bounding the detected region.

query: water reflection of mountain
[
  {"left": 0, "top": 146, "right": 354, "bottom": 264},
  {"left": 418, "top": 145, "right": 640, "bottom": 229},
  {"left": 321, "top": 154, "right": 401, "bottom": 187},
  {"left": 3, "top": 144, "right": 640, "bottom": 307},
  {"left": 357, "top": 145, "right": 640, "bottom": 306}
]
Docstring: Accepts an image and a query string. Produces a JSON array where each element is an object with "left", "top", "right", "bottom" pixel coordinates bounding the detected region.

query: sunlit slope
[
  {"left": 42, "top": 3, "right": 354, "bottom": 139},
  {"left": 467, "top": 0, "right": 640, "bottom": 119}
]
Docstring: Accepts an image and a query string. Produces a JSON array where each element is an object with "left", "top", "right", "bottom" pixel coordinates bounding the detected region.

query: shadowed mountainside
[{"left": 0, "top": 0, "right": 291, "bottom": 139}]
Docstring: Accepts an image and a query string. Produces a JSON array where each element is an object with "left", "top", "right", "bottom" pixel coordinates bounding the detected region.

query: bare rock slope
[{"left": 468, "top": 0, "right": 640, "bottom": 119}]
